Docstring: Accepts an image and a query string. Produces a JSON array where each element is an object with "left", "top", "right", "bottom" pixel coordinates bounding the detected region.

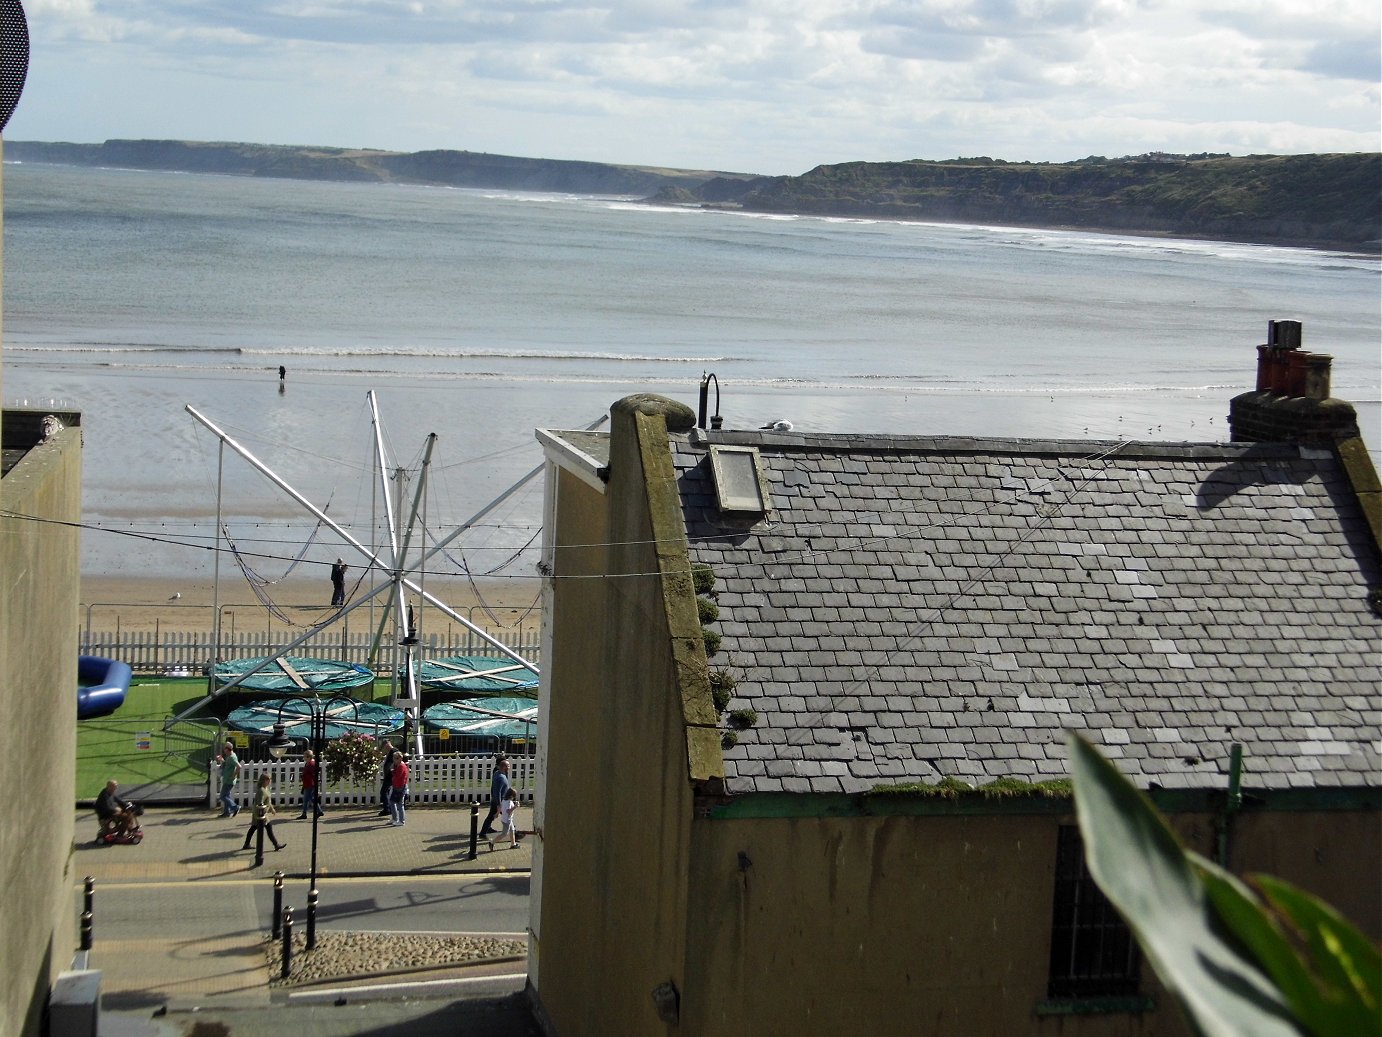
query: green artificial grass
[
  {"left": 77, "top": 677, "right": 403, "bottom": 797},
  {"left": 76, "top": 678, "right": 218, "bottom": 796}
]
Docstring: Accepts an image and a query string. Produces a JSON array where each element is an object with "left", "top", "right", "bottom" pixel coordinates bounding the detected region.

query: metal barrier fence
[
  {"left": 210, "top": 753, "right": 536, "bottom": 811},
  {"left": 79, "top": 627, "right": 541, "bottom": 675}
]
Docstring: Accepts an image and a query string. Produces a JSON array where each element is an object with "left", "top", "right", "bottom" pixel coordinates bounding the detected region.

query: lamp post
[{"left": 266, "top": 694, "right": 360, "bottom": 952}]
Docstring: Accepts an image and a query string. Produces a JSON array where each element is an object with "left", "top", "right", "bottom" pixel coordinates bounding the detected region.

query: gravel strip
[{"left": 266, "top": 931, "right": 526, "bottom": 986}]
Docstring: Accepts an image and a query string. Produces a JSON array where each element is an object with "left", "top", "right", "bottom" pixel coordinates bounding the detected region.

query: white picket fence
[
  {"left": 81, "top": 627, "right": 541, "bottom": 675},
  {"left": 210, "top": 753, "right": 535, "bottom": 810}
]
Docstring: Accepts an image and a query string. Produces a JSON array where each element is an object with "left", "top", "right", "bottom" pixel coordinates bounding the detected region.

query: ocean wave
[
  {"left": 7, "top": 342, "right": 731, "bottom": 363},
  {"left": 6, "top": 342, "right": 237, "bottom": 354},
  {"left": 5, "top": 355, "right": 1262, "bottom": 398},
  {"left": 236, "top": 346, "right": 730, "bottom": 363}
]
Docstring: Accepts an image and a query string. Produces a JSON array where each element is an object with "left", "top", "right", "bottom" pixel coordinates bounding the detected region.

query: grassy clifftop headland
[
  {"left": 9, "top": 141, "right": 1378, "bottom": 251},
  {"left": 672, "top": 153, "right": 1381, "bottom": 252},
  {"left": 5, "top": 138, "right": 760, "bottom": 197}
]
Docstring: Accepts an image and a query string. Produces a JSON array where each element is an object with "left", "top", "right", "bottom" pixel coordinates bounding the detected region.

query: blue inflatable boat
[{"left": 78, "top": 655, "right": 132, "bottom": 720}]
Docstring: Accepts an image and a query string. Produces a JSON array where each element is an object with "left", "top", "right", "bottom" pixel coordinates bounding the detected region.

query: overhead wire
[{"left": 1, "top": 438, "right": 1134, "bottom": 584}]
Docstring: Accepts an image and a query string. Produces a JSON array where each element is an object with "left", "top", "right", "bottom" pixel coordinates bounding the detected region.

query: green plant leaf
[
  {"left": 1253, "top": 874, "right": 1382, "bottom": 1036},
  {"left": 1068, "top": 733, "right": 1302, "bottom": 1037},
  {"left": 1192, "top": 855, "right": 1345, "bottom": 1036}
]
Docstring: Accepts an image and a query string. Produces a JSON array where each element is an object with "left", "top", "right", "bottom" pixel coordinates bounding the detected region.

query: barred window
[{"left": 1047, "top": 825, "right": 1141, "bottom": 999}]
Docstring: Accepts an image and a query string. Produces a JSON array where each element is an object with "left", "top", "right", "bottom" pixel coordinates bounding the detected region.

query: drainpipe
[{"left": 1216, "top": 743, "right": 1243, "bottom": 868}]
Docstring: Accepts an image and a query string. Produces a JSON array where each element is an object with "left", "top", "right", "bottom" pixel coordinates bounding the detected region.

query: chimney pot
[
  {"left": 1303, "top": 353, "right": 1332, "bottom": 402},
  {"left": 1267, "top": 319, "right": 1302, "bottom": 349},
  {"left": 1230, "top": 319, "right": 1356, "bottom": 446}
]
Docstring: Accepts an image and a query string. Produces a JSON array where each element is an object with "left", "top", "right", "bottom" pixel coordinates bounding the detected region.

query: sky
[{"left": 5, "top": 0, "right": 1379, "bottom": 176}]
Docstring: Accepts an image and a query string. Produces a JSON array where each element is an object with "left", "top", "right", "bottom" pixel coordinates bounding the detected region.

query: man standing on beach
[
  {"left": 216, "top": 741, "right": 241, "bottom": 818},
  {"left": 330, "top": 558, "right": 347, "bottom": 608},
  {"left": 479, "top": 755, "right": 510, "bottom": 838}
]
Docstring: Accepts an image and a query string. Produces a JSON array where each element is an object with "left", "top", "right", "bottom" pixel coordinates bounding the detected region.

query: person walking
[
  {"left": 297, "top": 748, "right": 324, "bottom": 819},
  {"left": 478, "top": 754, "right": 511, "bottom": 837},
  {"left": 387, "top": 751, "right": 409, "bottom": 826},
  {"left": 242, "top": 773, "right": 286, "bottom": 852},
  {"left": 330, "top": 558, "right": 347, "bottom": 608},
  {"left": 497, "top": 786, "right": 519, "bottom": 848},
  {"left": 378, "top": 746, "right": 396, "bottom": 817},
  {"left": 216, "top": 741, "right": 241, "bottom": 818}
]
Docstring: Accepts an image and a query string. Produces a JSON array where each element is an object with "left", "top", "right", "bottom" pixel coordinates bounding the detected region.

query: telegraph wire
[{"left": 2, "top": 434, "right": 1144, "bottom": 589}]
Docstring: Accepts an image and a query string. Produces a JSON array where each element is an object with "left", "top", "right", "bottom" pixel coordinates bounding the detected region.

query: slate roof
[{"left": 671, "top": 430, "right": 1382, "bottom": 796}]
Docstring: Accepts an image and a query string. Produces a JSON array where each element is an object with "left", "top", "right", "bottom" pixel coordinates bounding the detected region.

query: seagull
[
  {"left": 760, "top": 419, "right": 793, "bottom": 432},
  {"left": 168, "top": 592, "right": 181, "bottom": 601}
]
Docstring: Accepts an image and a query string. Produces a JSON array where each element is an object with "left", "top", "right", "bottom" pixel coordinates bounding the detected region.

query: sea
[{"left": 2, "top": 161, "right": 1379, "bottom": 582}]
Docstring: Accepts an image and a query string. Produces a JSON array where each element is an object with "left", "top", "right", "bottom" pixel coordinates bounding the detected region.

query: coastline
[
  {"left": 79, "top": 575, "right": 542, "bottom": 636},
  {"left": 8, "top": 147, "right": 1376, "bottom": 255},
  {"left": 694, "top": 201, "right": 1380, "bottom": 255}
]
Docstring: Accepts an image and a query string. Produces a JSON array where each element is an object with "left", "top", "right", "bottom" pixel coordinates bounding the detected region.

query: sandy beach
[{"left": 79, "top": 574, "right": 542, "bottom": 637}]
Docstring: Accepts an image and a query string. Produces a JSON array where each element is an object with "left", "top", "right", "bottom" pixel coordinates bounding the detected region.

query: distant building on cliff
[{"left": 524, "top": 322, "right": 1380, "bottom": 1036}]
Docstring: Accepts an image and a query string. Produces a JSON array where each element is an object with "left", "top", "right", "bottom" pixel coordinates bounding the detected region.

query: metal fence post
[
  {"left": 80, "top": 877, "right": 94, "bottom": 951},
  {"left": 281, "top": 907, "right": 294, "bottom": 979},
  {"left": 306, "top": 887, "right": 319, "bottom": 952},
  {"left": 271, "top": 872, "right": 284, "bottom": 939}
]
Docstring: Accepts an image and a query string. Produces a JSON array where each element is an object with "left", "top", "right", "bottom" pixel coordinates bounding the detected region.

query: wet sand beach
[{"left": 79, "top": 575, "right": 542, "bottom": 636}]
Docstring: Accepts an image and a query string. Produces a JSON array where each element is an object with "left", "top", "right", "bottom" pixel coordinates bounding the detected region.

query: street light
[{"left": 266, "top": 694, "right": 360, "bottom": 952}]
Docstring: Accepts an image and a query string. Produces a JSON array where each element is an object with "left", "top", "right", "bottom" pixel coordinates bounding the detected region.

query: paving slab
[
  {"left": 69, "top": 804, "right": 536, "bottom": 1031},
  {"left": 74, "top": 802, "right": 532, "bottom": 884}
]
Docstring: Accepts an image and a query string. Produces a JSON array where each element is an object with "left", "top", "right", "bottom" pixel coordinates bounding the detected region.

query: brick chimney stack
[{"left": 1228, "top": 320, "right": 1360, "bottom": 446}]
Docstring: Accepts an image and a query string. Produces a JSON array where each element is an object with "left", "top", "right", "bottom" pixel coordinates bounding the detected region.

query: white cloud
[{"left": 6, "top": 0, "right": 1378, "bottom": 172}]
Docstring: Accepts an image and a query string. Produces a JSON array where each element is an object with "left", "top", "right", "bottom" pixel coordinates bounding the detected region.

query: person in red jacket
[
  {"left": 387, "top": 751, "right": 409, "bottom": 826},
  {"left": 298, "top": 748, "right": 324, "bottom": 819}
]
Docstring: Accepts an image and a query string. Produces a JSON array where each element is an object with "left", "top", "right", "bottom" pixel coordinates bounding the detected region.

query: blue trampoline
[
  {"left": 213, "top": 656, "right": 374, "bottom": 694},
  {"left": 423, "top": 696, "right": 539, "bottom": 741},
  {"left": 227, "top": 697, "right": 403, "bottom": 741},
  {"left": 415, "top": 656, "right": 538, "bottom": 696}
]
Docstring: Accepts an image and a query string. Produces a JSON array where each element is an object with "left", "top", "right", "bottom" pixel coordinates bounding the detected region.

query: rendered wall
[
  {"left": 0, "top": 426, "right": 82, "bottom": 1037},
  {"left": 679, "top": 807, "right": 1379, "bottom": 1036},
  {"left": 1231, "top": 809, "right": 1381, "bottom": 941},
  {"left": 682, "top": 813, "right": 1187, "bottom": 1036},
  {"left": 0, "top": 139, "right": 85, "bottom": 1037},
  {"left": 532, "top": 402, "right": 711, "bottom": 1035}
]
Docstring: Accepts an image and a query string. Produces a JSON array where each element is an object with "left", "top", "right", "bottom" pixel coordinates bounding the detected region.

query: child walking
[
  {"left": 242, "top": 773, "right": 286, "bottom": 852},
  {"left": 498, "top": 786, "right": 519, "bottom": 848}
]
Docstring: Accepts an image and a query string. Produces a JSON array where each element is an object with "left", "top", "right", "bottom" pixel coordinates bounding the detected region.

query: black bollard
[
  {"left": 272, "top": 872, "right": 284, "bottom": 939},
  {"left": 281, "top": 907, "right": 294, "bottom": 980},
  {"left": 468, "top": 802, "right": 479, "bottom": 861},
  {"left": 80, "top": 876, "right": 94, "bottom": 951},
  {"left": 254, "top": 818, "right": 265, "bottom": 868},
  {"left": 306, "top": 887, "right": 319, "bottom": 952}
]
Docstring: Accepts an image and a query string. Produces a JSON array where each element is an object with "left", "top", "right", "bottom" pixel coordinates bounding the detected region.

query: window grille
[{"left": 1047, "top": 825, "right": 1141, "bottom": 998}]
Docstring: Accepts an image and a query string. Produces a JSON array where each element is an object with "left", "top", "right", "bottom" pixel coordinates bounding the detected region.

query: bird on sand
[{"left": 168, "top": 592, "right": 181, "bottom": 601}]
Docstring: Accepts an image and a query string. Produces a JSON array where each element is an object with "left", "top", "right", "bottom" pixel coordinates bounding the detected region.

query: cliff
[
  {"left": 8, "top": 141, "right": 1378, "bottom": 251},
  {"left": 662, "top": 154, "right": 1382, "bottom": 252},
  {"left": 4, "top": 139, "right": 759, "bottom": 196}
]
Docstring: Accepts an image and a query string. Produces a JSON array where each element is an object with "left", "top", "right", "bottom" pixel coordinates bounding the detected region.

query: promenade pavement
[{"left": 74, "top": 802, "right": 538, "bottom": 1036}]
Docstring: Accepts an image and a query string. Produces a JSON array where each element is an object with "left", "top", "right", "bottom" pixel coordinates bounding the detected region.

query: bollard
[
  {"left": 254, "top": 817, "right": 265, "bottom": 868},
  {"left": 80, "top": 876, "right": 94, "bottom": 951},
  {"left": 271, "top": 872, "right": 284, "bottom": 939},
  {"left": 281, "top": 907, "right": 293, "bottom": 980},
  {"left": 468, "top": 802, "right": 480, "bottom": 861},
  {"left": 306, "top": 887, "right": 319, "bottom": 952}
]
